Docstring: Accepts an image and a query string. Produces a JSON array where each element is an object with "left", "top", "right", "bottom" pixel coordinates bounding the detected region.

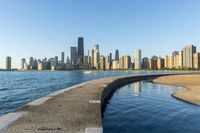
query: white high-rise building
[
  {"left": 92, "top": 44, "right": 100, "bottom": 69},
  {"left": 21, "top": 58, "right": 26, "bottom": 70},
  {"left": 105, "top": 55, "right": 111, "bottom": 70},
  {"left": 134, "top": 49, "right": 142, "bottom": 69},
  {"left": 124, "top": 56, "right": 131, "bottom": 69},
  {"left": 183, "top": 45, "right": 196, "bottom": 68}
]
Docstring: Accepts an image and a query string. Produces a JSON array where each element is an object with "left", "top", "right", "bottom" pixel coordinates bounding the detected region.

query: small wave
[{"left": 84, "top": 71, "right": 93, "bottom": 74}]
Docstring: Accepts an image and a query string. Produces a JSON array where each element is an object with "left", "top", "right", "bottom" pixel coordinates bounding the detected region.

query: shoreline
[
  {"left": 0, "top": 76, "right": 122, "bottom": 133},
  {"left": 0, "top": 79, "right": 97, "bottom": 133},
  {"left": 153, "top": 74, "right": 200, "bottom": 106},
  {"left": 2, "top": 69, "right": 200, "bottom": 73},
  {"left": 0, "top": 73, "right": 198, "bottom": 133}
]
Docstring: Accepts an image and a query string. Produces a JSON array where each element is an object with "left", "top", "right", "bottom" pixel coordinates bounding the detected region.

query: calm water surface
[
  {"left": 103, "top": 81, "right": 200, "bottom": 133},
  {"left": 0, "top": 70, "right": 166, "bottom": 116}
]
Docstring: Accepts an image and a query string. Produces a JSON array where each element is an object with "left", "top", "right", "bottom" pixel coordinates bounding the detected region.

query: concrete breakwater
[{"left": 1, "top": 74, "right": 175, "bottom": 133}]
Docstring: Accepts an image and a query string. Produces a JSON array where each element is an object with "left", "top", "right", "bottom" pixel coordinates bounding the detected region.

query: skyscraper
[
  {"left": 171, "top": 51, "right": 182, "bottom": 68},
  {"left": 105, "top": 55, "right": 111, "bottom": 70},
  {"left": 119, "top": 56, "right": 124, "bottom": 69},
  {"left": 157, "top": 57, "right": 164, "bottom": 69},
  {"left": 29, "top": 57, "right": 34, "bottom": 69},
  {"left": 77, "top": 37, "right": 84, "bottom": 64},
  {"left": 91, "top": 49, "right": 94, "bottom": 68},
  {"left": 66, "top": 56, "right": 70, "bottom": 64},
  {"left": 193, "top": 52, "right": 200, "bottom": 69},
  {"left": 6, "top": 56, "right": 11, "bottom": 70},
  {"left": 33, "top": 59, "right": 38, "bottom": 70},
  {"left": 183, "top": 45, "right": 196, "bottom": 68},
  {"left": 61, "top": 52, "right": 65, "bottom": 63},
  {"left": 149, "top": 55, "right": 158, "bottom": 70},
  {"left": 92, "top": 44, "right": 100, "bottom": 69},
  {"left": 134, "top": 49, "right": 142, "bottom": 69},
  {"left": 119, "top": 56, "right": 131, "bottom": 69},
  {"left": 142, "top": 57, "right": 149, "bottom": 69},
  {"left": 109, "top": 53, "right": 112, "bottom": 68},
  {"left": 115, "top": 50, "right": 119, "bottom": 61},
  {"left": 100, "top": 55, "right": 105, "bottom": 70},
  {"left": 83, "top": 50, "right": 91, "bottom": 69},
  {"left": 124, "top": 56, "right": 131, "bottom": 69},
  {"left": 178, "top": 51, "right": 183, "bottom": 68},
  {"left": 70, "top": 47, "right": 78, "bottom": 66},
  {"left": 50, "top": 58, "right": 56, "bottom": 70},
  {"left": 66, "top": 56, "right": 72, "bottom": 70},
  {"left": 55, "top": 56, "right": 58, "bottom": 66},
  {"left": 21, "top": 58, "right": 26, "bottom": 70},
  {"left": 83, "top": 56, "right": 89, "bottom": 65}
]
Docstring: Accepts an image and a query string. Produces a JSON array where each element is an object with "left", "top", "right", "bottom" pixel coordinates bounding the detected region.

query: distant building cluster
[
  {"left": 21, "top": 53, "right": 70, "bottom": 71},
  {"left": 21, "top": 37, "right": 87, "bottom": 71},
  {"left": 4, "top": 37, "right": 200, "bottom": 71},
  {"left": 143, "top": 45, "right": 199, "bottom": 70}
]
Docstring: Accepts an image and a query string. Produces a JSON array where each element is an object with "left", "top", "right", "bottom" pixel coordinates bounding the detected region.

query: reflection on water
[
  {"left": 133, "top": 82, "right": 141, "bottom": 96},
  {"left": 103, "top": 81, "right": 200, "bottom": 133}
]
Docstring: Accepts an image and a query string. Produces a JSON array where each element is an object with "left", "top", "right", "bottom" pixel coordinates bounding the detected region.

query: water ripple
[
  {"left": 1, "top": 71, "right": 172, "bottom": 116},
  {"left": 103, "top": 81, "right": 200, "bottom": 133}
]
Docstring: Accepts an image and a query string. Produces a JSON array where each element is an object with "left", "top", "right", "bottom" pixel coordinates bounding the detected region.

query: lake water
[
  {"left": 103, "top": 81, "right": 200, "bottom": 133},
  {"left": 0, "top": 70, "right": 166, "bottom": 116}
]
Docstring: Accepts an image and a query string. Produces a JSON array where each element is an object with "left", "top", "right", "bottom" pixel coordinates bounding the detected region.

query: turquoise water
[
  {"left": 0, "top": 70, "right": 162, "bottom": 116},
  {"left": 103, "top": 81, "right": 200, "bottom": 133}
]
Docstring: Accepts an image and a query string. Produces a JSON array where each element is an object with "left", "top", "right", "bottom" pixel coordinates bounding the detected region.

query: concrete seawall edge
[{"left": 0, "top": 73, "right": 188, "bottom": 133}]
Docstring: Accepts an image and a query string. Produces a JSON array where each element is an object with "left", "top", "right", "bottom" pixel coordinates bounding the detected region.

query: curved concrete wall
[{"left": 101, "top": 74, "right": 173, "bottom": 117}]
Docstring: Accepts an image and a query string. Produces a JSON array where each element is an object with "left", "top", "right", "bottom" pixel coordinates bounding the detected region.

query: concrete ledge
[
  {"left": 1, "top": 77, "right": 118, "bottom": 133},
  {"left": 0, "top": 79, "right": 98, "bottom": 133},
  {"left": 85, "top": 128, "right": 103, "bottom": 133},
  {"left": 27, "top": 80, "right": 94, "bottom": 106},
  {"left": 1, "top": 73, "right": 188, "bottom": 133},
  {"left": 0, "top": 112, "right": 27, "bottom": 133}
]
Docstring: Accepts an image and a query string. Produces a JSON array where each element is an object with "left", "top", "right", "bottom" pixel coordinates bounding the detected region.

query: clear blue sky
[{"left": 0, "top": 0, "right": 200, "bottom": 69}]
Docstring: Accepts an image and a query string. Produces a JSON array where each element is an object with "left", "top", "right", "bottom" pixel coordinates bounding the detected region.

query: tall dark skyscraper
[
  {"left": 77, "top": 37, "right": 84, "bottom": 64},
  {"left": 71, "top": 47, "right": 78, "bottom": 65},
  {"left": 61, "top": 52, "right": 65, "bottom": 63},
  {"left": 109, "top": 53, "right": 112, "bottom": 67},
  {"left": 109, "top": 53, "right": 112, "bottom": 63},
  {"left": 115, "top": 50, "right": 119, "bottom": 61},
  {"left": 29, "top": 57, "right": 34, "bottom": 67}
]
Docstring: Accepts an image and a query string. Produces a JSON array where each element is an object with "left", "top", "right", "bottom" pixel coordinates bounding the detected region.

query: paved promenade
[
  {"left": 2, "top": 76, "right": 119, "bottom": 133},
  {"left": 2, "top": 73, "right": 191, "bottom": 133}
]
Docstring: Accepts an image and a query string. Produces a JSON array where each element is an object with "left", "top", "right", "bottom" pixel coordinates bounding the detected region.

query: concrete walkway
[{"left": 2, "top": 77, "right": 119, "bottom": 133}]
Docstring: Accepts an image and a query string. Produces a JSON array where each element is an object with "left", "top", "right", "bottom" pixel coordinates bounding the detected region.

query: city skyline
[
  {"left": 7, "top": 36, "right": 200, "bottom": 71},
  {"left": 1, "top": 0, "right": 200, "bottom": 68},
  {"left": 1, "top": 37, "right": 200, "bottom": 70}
]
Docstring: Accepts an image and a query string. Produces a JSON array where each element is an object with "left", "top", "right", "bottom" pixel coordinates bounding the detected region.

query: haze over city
[{"left": 1, "top": 0, "right": 200, "bottom": 69}]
